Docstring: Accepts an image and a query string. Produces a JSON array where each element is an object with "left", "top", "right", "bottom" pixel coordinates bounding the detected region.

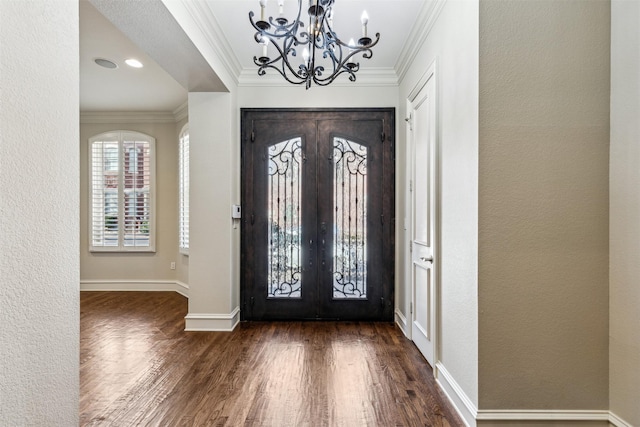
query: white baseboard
[
  {"left": 394, "top": 308, "right": 410, "bottom": 337},
  {"left": 476, "top": 410, "right": 610, "bottom": 423},
  {"left": 80, "top": 280, "right": 189, "bottom": 297},
  {"left": 435, "top": 362, "right": 478, "bottom": 427},
  {"left": 81, "top": 281, "right": 240, "bottom": 331},
  {"left": 609, "top": 411, "right": 634, "bottom": 427},
  {"left": 426, "top": 362, "right": 626, "bottom": 427},
  {"left": 475, "top": 408, "right": 633, "bottom": 425},
  {"left": 174, "top": 281, "right": 189, "bottom": 298},
  {"left": 185, "top": 307, "right": 240, "bottom": 332}
]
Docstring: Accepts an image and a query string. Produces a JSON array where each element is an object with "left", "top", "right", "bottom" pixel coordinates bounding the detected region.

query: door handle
[{"left": 420, "top": 256, "right": 433, "bottom": 263}]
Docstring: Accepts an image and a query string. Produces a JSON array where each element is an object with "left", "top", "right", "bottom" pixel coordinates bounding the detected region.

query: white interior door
[{"left": 408, "top": 68, "right": 437, "bottom": 366}]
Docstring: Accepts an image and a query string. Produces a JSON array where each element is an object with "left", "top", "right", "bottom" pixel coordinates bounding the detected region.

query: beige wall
[
  {"left": 478, "top": 0, "right": 610, "bottom": 411},
  {"left": 0, "top": 0, "right": 79, "bottom": 423},
  {"left": 80, "top": 120, "right": 180, "bottom": 283},
  {"left": 610, "top": 0, "right": 640, "bottom": 424},
  {"left": 399, "top": 0, "right": 480, "bottom": 413}
]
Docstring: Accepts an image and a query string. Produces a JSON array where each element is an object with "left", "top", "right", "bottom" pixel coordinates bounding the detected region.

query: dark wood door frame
[{"left": 240, "top": 108, "right": 395, "bottom": 321}]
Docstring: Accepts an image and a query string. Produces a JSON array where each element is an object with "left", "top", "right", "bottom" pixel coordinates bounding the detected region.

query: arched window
[
  {"left": 178, "top": 124, "right": 189, "bottom": 254},
  {"left": 89, "top": 131, "right": 156, "bottom": 252}
]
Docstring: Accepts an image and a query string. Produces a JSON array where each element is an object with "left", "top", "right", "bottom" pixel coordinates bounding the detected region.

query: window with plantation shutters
[
  {"left": 178, "top": 125, "right": 189, "bottom": 254},
  {"left": 89, "top": 131, "right": 156, "bottom": 252}
]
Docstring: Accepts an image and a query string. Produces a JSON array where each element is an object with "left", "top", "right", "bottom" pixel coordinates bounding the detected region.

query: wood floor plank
[{"left": 80, "top": 292, "right": 464, "bottom": 426}]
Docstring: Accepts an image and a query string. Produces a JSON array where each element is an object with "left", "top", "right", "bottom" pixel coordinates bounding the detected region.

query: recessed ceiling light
[
  {"left": 94, "top": 58, "right": 118, "bottom": 69},
  {"left": 125, "top": 59, "right": 143, "bottom": 68}
]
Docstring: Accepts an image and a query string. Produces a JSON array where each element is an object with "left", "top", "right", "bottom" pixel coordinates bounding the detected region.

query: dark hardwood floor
[{"left": 80, "top": 291, "right": 463, "bottom": 426}]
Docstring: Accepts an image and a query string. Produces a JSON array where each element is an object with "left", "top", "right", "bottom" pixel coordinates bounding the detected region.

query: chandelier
[{"left": 249, "top": 0, "right": 380, "bottom": 89}]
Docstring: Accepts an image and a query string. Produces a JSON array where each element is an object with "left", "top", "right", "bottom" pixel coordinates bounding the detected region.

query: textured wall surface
[
  {"left": 79, "top": 121, "right": 180, "bottom": 282},
  {"left": 610, "top": 0, "right": 640, "bottom": 424},
  {"left": 398, "top": 0, "right": 480, "bottom": 409},
  {"left": 0, "top": 0, "right": 80, "bottom": 424},
  {"left": 479, "top": 0, "right": 610, "bottom": 410}
]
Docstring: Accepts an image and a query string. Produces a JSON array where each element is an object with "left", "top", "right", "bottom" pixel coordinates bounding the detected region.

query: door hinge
[
  {"left": 409, "top": 179, "right": 413, "bottom": 192},
  {"left": 250, "top": 130, "right": 255, "bottom": 142},
  {"left": 381, "top": 297, "right": 385, "bottom": 308},
  {"left": 381, "top": 214, "right": 384, "bottom": 225},
  {"left": 381, "top": 131, "right": 386, "bottom": 142},
  {"left": 251, "top": 214, "right": 255, "bottom": 225},
  {"left": 409, "top": 241, "right": 413, "bottom": 253},
  {"left": 405, "top": 113, "right": 413, "bottom": 131},
  {"left": 410, "top": 302, "right": 413, "bottom": 315},
  {"left": 250, "top": 296, "right": 255, "bottom": 307}
]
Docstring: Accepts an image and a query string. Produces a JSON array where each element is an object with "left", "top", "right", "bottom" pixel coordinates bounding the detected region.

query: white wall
[
  {"left": 0, "top": 0, "right": 79, "bottom": 424},
  {"left": 80, "top": 120, "right": 181, "bottom": 286},
  {"left": 237, "top": 84, "right": 398, "bottom": 108},
  {"left": 186, "top": 91, "right": 239, "bottom": 330},
  {"left": 610, "top": 0, "right": 640, "bottom": 424},
  {"left": 399, "top": 0, "right": 480, "bottom": 416}
]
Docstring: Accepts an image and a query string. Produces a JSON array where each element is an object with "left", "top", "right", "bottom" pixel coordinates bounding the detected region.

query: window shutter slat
[
  {"left": 89, "top": 132, "right": 155, "bottom": 252},
  {"left": 179, "top": 129, "right": 189, "bottom": 252}
]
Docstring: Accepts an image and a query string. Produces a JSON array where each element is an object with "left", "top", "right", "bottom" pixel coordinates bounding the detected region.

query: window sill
[{"left": 90, "top": 247, "right": 157, "bottom": 253}]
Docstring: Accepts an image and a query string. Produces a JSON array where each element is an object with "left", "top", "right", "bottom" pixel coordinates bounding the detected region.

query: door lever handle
[{"left": 420, "top": 256, "right": 433, "bottom": 263}]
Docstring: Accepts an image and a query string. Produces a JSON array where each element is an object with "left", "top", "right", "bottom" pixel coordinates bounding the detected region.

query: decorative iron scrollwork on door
[
  {"left": 267, "top": 137, "right": 303, "bottom": 298},
  {"left": 332, "top": 137, "right": 367, "bottom": 299}
]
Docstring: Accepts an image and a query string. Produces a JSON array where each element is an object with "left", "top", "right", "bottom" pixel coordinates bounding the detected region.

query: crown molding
[
  {"left": 180, "top": 0, "right": 242, "bottom": 85},
  {"left": 238, "top": 67, "right": 398, "bottom": 88},
  {"left": 173, "top": 101, "right": 189, "bottom": 122},
  {"left": 80, "top": 111, "right": 179, "bottom": 124},
  {"left": 81, "top": 101, "right": 189, "bottom": 124},
  {"left": 395, "top": 0, "right": 447, "bottom": 84}
]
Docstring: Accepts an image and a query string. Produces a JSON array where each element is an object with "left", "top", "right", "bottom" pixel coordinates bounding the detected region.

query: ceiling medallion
[{"left": 249, "top": 0, "right": 380, "bottom": 89}]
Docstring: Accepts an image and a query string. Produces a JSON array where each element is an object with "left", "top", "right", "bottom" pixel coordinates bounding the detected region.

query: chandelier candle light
[{"left": 249, "top": 0, "right": 380, "bottom": 89}]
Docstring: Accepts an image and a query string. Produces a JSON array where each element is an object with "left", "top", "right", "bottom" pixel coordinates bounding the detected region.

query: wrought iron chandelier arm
[
  {"left": 316, "top": 31, "right": 379, "bottom": 79},
  {"left": 253, "top": 26, "right": 306, "bottom": 80},
  {"left": 249, "top": 0, "right": 380, "bottom": 89},
  {"left": 254, "top": 57, "right": 308, "bottom": 85},
  {"left": 250, "top": 11, "right": 304, "bottom": 40},
  {"left": 271, "top": 35, "right": 312, "bottom": 82},
  {"left": 333, "top": 32, "right": 380, "bottom": 57},
  {"left": 312, "top": 47, "right": 361, "bottom": 85}
]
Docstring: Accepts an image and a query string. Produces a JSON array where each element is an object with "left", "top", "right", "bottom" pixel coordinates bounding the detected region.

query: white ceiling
[
  {"left": 205, "top": 0, "right": 424, "bottom": 70},
  {"left": 80, "top": 0, "right": 426, "bottom": 112},
  {"left": 79, "top": 0, "right": 188, "bottom": 112}
]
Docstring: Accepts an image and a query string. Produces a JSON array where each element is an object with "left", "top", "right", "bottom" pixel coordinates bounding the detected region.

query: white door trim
[{"left": 406, "top": 59, "right": 440, "bottom": 372}]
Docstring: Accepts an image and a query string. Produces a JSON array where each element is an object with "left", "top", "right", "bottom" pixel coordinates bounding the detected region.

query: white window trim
[
  {"left": 89, "top": 130, "right": 156, "bottom": 252},
  {"left": 178, "top": 124, "right": 189, "bottom": 255}
]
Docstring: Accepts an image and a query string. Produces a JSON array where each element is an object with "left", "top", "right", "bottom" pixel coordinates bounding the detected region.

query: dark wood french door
[{"left": 241, "top": 109, "right": 394, "bottom": 320}]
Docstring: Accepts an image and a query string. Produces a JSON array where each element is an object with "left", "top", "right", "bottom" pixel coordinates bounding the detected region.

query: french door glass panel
[
  {"left": 332, "top": 137, "right": 368, "bottom": 299},
  {"left": 267, "top": 137, "right": 303, "bottom": 298}
]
